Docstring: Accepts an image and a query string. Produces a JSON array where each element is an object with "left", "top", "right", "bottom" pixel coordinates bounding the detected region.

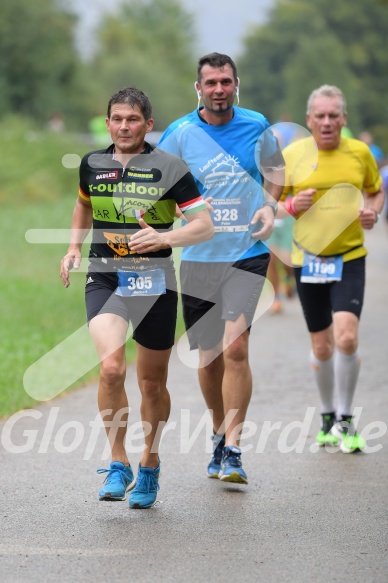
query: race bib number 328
[{"left": 212, "top": 198, "right": 249, "bottom": 232}]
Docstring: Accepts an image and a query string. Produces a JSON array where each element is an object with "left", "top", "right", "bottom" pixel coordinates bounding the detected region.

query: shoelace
[
  {"left": 97, "top": 467, "right": 130, "bottom": 486},
  {"left": 136, "top": 471, "right": 160, "bottom": 494},
  {"left": 224, "top": 451, "right": 242, "bottom": 468}
]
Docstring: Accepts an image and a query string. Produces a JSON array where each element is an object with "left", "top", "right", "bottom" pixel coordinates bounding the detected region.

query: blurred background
[
  {"left": 1, "top": 0, "right": 387, "bottom": 417},
  {"left": 1, "top": 0, "right": 388, "bottom": 139}
]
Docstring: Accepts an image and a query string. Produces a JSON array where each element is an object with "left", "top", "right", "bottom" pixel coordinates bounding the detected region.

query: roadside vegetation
[{"left": 0, "top": 119, "right": 184, "bottom": 417}]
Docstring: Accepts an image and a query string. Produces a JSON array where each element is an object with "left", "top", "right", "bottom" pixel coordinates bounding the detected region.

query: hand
[
  {"left": 359, "top": 208, "right": 378, "bottom": 230},
  {"left": 293, "top": 188, "right": 316, "bottom": 213},
  {"left": 60, "top": 249, "right": 82, "bottom": 288},
  {"left": 250, "top": 205, "right": 275, "bottom": 241},
  {"left": 204, "top": 197, "right": 214, "bottom": 212},
  {"left": 129, "top": 219, "right": 168, "bottom": 253}
]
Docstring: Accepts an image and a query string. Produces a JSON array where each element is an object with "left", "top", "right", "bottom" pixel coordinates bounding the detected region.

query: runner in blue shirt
[{"left": 159, "top": 53, "right": 285, "bottom": 483}]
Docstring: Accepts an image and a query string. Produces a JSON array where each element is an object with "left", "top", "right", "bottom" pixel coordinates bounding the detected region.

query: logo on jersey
[
  {"left": 103, "top": 232, "right": 133, "bottom": 256},
  {"left": 130, "top": 209, "right": 146, "bottom": 220},
  {"left": 95, "top": 171, "right": 119, "bottom": 180},
  {"left": 127, "top": 168, "right": 162, "bottom": 182}
]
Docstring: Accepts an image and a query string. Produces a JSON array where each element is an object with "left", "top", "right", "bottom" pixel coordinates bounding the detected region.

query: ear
[
  {"left": 146, "top": 118, "right": 154, "bottom": 132},
  {"left": 306, "top": 114, "right": 312, "bottom": 130},
  {"left": 195, "top": 82, "right": 202, "bottom": 96}
]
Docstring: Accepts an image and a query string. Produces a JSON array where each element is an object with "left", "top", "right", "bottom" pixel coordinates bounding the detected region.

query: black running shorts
[
  {"left": 294, "top": 256, "right": 365, "bottom": 333},
  {"left": 85, "top": 259, "right": 178, "bottom": 350}
]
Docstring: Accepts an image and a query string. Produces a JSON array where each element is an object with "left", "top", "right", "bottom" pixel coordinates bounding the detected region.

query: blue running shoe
[
  {"left": 219, "top": 446, "right": 248, "bottom": 484},
  {"left": 129, "top": 462, "right": 160, "bottom": 509},
  {"left": 207, "top": 433, "right": 225, "bottom": 479},
  {"left": 97, "top": 462, "right": 136, "bottom": 501}
]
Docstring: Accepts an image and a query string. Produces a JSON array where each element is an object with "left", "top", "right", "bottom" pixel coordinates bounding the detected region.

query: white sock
[
  {"left": 335, "top": 350, "right": 361, "bottom": 418},
  {"left": 309, "top": 351, "right": 335, "bottom": 413}
]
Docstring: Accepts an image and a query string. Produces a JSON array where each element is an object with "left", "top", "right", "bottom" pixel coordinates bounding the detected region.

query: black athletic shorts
[
  {"left": 180, "top": 254, "right": 270, "bottom": 350},
  {"left": 294, "top": 256, "right": 365, "bottom": 333},
  {"left": 85, "top": 258, "right": 178, "bottom": 350}
]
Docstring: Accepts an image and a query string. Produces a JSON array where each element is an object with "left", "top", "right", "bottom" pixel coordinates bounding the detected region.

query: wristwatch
[{"left": 263, "top": 201, "right": 278, "bottom": 216}]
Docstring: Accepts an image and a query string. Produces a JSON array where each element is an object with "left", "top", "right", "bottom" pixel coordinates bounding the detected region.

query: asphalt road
[{"left": 1, "top": 222, "right": 387, "bottom": 583}]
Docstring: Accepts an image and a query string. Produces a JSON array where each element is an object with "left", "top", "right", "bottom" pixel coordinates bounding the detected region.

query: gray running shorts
[{"left": 180, "top": 254, "right": 270, "bottom": 350}]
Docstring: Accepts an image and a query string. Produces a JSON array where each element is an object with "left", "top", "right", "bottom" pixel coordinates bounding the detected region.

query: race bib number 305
[
  {"left": 116, "top": 268, "right": 166, "bottom": 297},
  {"left": 212, "top": 198, "right": 249, "bottom": 232},
  {"left": 301, "top": 253, "right": 343, "bottom": 283}
]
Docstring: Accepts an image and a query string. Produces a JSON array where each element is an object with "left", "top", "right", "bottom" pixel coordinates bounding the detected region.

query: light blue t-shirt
[{"left": 158, "top": 107, "right": 280, "bottom": 262}]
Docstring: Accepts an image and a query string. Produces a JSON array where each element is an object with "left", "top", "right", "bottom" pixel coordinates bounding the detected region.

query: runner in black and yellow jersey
[
  {"left": 279, "top": 85, "right": 385, "bottom": 453},
  {"left": 60, "top": 87, "right": 213, "bottom": 508}
]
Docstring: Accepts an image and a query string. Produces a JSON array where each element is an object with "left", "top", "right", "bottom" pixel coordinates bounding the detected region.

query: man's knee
[
  {"left": 336, "top": 329, "right": 358, "bottom": 354},
  {"left": 333, "top": 313, "right": 359, "bottom": 354},
  {"left": 138, "top": 377, "right": 165, "bottom": 399},
  {"left": 223, "top": 335, "right": 249, "bottom": 364},
  {"left": 311, "top": 330, "right": 334, "bottom": 361},
  {"left": 100, "top": 359, "right": 126, "bottom": 387}
]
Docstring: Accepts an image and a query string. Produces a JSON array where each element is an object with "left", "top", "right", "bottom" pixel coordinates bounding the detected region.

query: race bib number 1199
[{"left": 300, "top": 253, "right": 343, "bottom": 283}]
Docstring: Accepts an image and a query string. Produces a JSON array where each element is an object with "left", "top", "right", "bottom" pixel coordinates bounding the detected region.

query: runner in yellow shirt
[{"left": 280, "top": 85, "right": 384, "bottom": 453}]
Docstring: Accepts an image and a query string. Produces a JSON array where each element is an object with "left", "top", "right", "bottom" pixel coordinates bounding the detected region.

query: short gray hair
[{"left": 306, "top": 85, "right": 347, "bottom": 115}]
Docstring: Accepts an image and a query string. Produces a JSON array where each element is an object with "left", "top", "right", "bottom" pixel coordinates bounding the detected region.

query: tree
[
  {"left": 0, "top": 0, "right": 87, "bottom": 125},
  {"left": 88, "top": 0, "right": 197, "bottom": 130},
  {"left": 238, "top": 0, "right": 388, "bottom": 145}
]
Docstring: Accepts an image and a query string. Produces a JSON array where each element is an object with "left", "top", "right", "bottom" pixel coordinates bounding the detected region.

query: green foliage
[
  {"left": 0, "top": 116, "right": 86, "bottom": 204},
  {"left": 0, "top": 0, "right": 89, "bottom": 126},
  {"left": 0, "top": 119, "right": 185, "bottom": 418},
  {"left": 0, "top": 0, "right": 199, "bottom": 131},
  {"left": 238, "top": 0, "right": 388, "bottom": 145},
  {"left": 0, "top": 120, "right": 95, "bottom": 416},
  {"left": 89, "top": 0, "right": 197, "bottom": 130}
]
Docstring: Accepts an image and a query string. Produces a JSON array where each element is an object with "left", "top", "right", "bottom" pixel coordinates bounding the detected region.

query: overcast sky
[{"left": 71, "top": 0, "right": 273, "bottom": 59}]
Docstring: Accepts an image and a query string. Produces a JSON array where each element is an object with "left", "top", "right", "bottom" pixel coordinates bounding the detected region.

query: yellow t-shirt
[{"left": 281, "top": 137, "right": 382, "bottom": 266}]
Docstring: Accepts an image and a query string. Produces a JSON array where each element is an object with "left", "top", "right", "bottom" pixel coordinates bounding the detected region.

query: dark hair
[
  {"left": 197, "top": 53, "right": 238, "bottom": 82},
  {"left": 107, "top": 87, "right": 152, "bottom": 120}
]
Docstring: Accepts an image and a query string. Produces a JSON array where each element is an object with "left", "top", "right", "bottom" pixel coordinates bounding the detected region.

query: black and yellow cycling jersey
[{"left": 79, "top": 142, "right": 206, "bottom": 262}]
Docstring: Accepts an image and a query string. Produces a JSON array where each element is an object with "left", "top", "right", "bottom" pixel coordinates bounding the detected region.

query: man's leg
[
  {"left": 89, "top": 313, "right": 136, "bottom": 500},
  {"left": 197, "top": 326, "right": 250, "bottom": 467},
  {"left": 330, "top": 311, "right": 364, "bottom": 452},
  {"left": 310, "top": 325, "right": 336, "bottom": 413},
  {"left": 89, "top": 313, "right": 129, "bottom": 463},
  {"left": 267, "top": 251, "right": 283, "bottom": 314},
  {"left": 198, "top": 343, "right": 225, "bottom": 433},
  {"left": 221, "top": 316, "right": 251, "bottom": 447},
  {"left": 333, "top": 311, "right": 361, "bottom": 418},
  {"left": 135, "top": 344, "right": 172, "bottom": 468},
  {"left": 129, "top": 344, "right": 171, "bottom": 509},
  {"left": 199, "top": 315, "right": 251, "bottom": 484}
]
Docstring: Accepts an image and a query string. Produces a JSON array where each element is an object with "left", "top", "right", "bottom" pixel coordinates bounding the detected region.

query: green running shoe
[
  {"left": 316, "top": 412, "right": 339, "bottom": 446},
  {"left": 331, "top": 416, "right": 366, "bottom": 453}
]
